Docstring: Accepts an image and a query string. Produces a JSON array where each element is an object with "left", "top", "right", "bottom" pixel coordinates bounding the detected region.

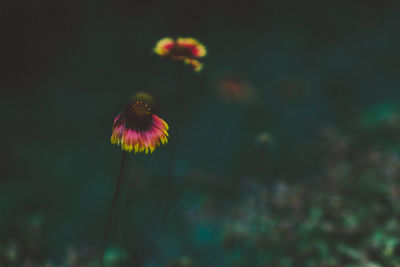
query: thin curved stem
[{"left": 100, "top": 151, "right": 127, "bottom": 265}]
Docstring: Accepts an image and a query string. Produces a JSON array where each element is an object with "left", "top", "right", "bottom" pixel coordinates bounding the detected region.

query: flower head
[
  {"left": 154, "top": 37, "right": 206, "bottom": 72},
  {"left": 111, "top": 97, "right": 169, "bottom": 154},
  {"left": 218, "top": 74, "right": 255, "bottom": 103},
  {"left": 256, "top": 132, "right": 273, "bottom": 145}
]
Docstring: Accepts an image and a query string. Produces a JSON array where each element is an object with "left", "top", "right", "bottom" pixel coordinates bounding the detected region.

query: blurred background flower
[
  {"left": 154, "top": 37, "right": 206, "bottom": 72},
  {"left": 217, "top": 74, "right": 256, "bottom": 104}
]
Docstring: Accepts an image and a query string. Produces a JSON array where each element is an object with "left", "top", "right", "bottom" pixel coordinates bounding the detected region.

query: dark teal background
[{"left": 2, "top": 0, "right": 400, "bottom": 266}]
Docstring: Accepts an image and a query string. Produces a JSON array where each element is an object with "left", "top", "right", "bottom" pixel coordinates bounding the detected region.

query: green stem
[{"left": 100, "top": 151, "right": 127, "bottom": 265}]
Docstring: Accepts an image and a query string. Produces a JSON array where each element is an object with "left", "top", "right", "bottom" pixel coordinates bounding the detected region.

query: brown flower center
[
  {"left": 132, "top": 101, "right": 151, "bottom": 117},
  {"left": 122, "top": 100, "right": 153, "bottom": 131},
  {"left": 171, "top": 46, "right": 193, "bottom": 58}
]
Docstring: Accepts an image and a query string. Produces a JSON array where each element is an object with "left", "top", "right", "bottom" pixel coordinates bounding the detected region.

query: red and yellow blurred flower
[
  {"left": 154, "top": 37, "right": 206, "bottom": 72},
  {"left": 218, "top": 74, "right": 255, "bottom": 103},
  {"left": 111, "top": 96, "right": 169, "bottom": 154}
]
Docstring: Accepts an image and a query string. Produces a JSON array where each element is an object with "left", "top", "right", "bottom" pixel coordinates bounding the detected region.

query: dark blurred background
[{"left": 2, "top": 0, "right": 400, "bottom": 266}]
